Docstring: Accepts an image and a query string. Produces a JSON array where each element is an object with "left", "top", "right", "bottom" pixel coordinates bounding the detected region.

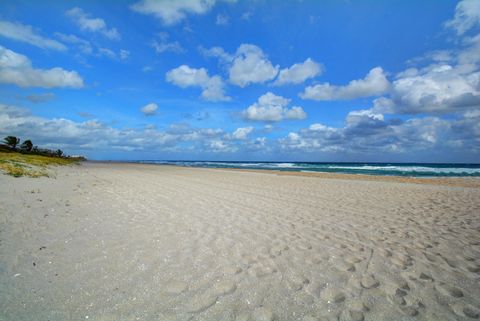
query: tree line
[{"left": 2, "top": 135, "right": 74, "bottom": 158}]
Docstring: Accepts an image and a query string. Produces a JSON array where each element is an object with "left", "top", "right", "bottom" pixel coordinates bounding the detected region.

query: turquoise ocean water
[{"left": 136, "top": 161, "right": 480, "bottom": 177}]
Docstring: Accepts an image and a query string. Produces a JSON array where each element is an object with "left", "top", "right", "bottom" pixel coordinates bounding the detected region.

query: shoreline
[{"left": 86, "top": 160, "right": 480, "bottom": 188}]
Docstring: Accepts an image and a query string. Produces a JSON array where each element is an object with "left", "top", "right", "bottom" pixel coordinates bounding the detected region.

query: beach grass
[{"left": 0, "top": 151, "right": 80, "bottom": 177}]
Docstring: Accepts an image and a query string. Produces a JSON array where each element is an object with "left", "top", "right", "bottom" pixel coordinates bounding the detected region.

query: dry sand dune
[{"left": 1, "top": 162, "right": 480, "bottom": 321}]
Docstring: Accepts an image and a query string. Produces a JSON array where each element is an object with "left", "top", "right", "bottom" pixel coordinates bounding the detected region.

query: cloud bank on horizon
[{"left": 0, "top": 0, "right": 479, "bottom": 162}]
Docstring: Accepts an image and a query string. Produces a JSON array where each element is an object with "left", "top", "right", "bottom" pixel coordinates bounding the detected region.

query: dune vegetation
[
  {"left": 0, "top": 136, "right": 84, "bottom": 177},
  {"left": 0, "top": 151, "right": 80, "bottom": 177}
]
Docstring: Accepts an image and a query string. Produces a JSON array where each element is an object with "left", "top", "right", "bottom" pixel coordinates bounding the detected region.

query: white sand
[{"left": 1, "top": 162, "right": 480, "bottom": 321}]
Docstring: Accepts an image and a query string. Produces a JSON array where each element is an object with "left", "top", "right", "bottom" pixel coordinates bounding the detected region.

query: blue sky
[{"left": 1, "top": 0, "right": 479, "bottom": 162}]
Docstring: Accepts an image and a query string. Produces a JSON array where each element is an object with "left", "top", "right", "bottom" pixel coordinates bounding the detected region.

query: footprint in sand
[
  {"left": 348, "top": 299, "right": 370, "bottom": 313},
  {"left": 399, "top": 306, "right": 418, "bottom": 317},
  {"left": 336, "top": 261, "right": 356, "bottom": 272},
  {"left": 212, "top": 279, "right": 237, "bottom": 296},
  {"left": 387, "top": 288, "right": 408, "bottom": 306},
  {"left": 164, "top": 280, "right": 188, "bottom": 294},
  {"left": 360, "top": 274, "right": 379, "bottom": 289},
  {"left": 252, "top": 306, "right": 274, "bottom": 321},
  {"left": 424, "top": 252, "right": 437, "bottom": 262},
  {"left": 344, "top": 256, "right": 362, "bottom": 264},
  {"left": 185, "top": 294, "right": 218, "bottom": 313},
  {"left": 419, "top": 272, "right": 434, "bottom": 282},
  {"left": 435, "top": 282, "right": 463, "bottom": 298},
  {"left": 321, "top": 288, "right": 346, "bottom": 304},
  {"left": 286, "top": 275, "right": 310, "bottom": 291},
  {"left": 338, "top": 309, "right": 365, "bottom": 321},
  {"left": 224, "top": 266, "right": 242, "bottom": 275},
  {"left": 379, "top": 248, "right": 392, "bottom": 258},
  {"left": 466, "top": 264, "right": 480, "bottom": 273},
  {"left": 251, "top": 265, "right": 277, "bottom": 278},
  {"left": 451, "top": 303, "right": 480, "bottom": 319},
  {"left": 306, "top": 254, "right": 328, "bottom": 265}
]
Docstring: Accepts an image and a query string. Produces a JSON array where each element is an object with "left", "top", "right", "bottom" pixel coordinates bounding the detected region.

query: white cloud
[
  {"left": 0, "top": 45, "right": 84, "bottom": 88},
  {"left": 98, "top": 48, "right": 116, "bottom": 59},
  {"left": 200, "top": 44, "right": 279, "bottom": 87},
  {"left": 66, "top": 7, "right": 120, "bottom": 40},
  {"left": 199, "top": 45, "right": 232, "bottom": 62},
  {"left": 55, "top": 33, "right": 93, "bottom": 54},
  {"left": 166, "top": 65, "right": 230, "bottom": 101},
  {"left": 242, "top": 92, "right": 307, "bottom": 122},
  {"left": 141, "top": 103, "right": 158, "bottom": 116},
  {"left": 368, "top": 2, "right": 480, "bottom": 116},
  {"left": 0, "top": 104, "right": 243, "bottom": 155},
  {"left": 55, "top": 33, "right": 129, "bottom": 61},
  {"left": 131, "top": 0, "right": 233, "bottom": 25},
  {"left": 229, "top": 44, "right": 279, "bottom": 87},
  {"left": 153, "top": 32, "right": 185, "bottom": 54},
  {"left": 203, "top": 45, "right": 324, "bottom": 87},
  {"left": 120, "top": 49, "right": 130, "bottom": 60},
  {"left": 300, "top": 67, "right": 390, "bottom": 100},
  {"left": 207, "top": 139, "right": 236, "bottom": 152},
  {"left": 274, "top": 58, "right": 323, "bottom": 86},
  {"left": 232, "top": 126, "right": 253, "bottom": 139},
  {"left": 445, "top": 0, "right": 480, "bottom": 35},
  {"left": 385, "top": 65, "right": 480, "bottom": 114},
  {"left": 346, "top": 109, "right": 384, "bottom": 125},
  {"left": 0, "top": 20, "right": 67, "bottom": 51},
  {"left": 216, "top": 14, "right": 229, "bottom": 25},
  {"left": 279, "top": 108, "right": 480, "bottom": 156}
]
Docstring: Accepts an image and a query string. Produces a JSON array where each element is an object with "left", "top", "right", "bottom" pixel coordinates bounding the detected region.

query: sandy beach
[{"left": 1, "top": 162, "right": 480, "bottom": 321}]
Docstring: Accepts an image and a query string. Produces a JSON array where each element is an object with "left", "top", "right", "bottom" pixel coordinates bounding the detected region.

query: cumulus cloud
[
  {"left": 166, "top": 65, "right": 230, "bottom": 101},
  {"left": 300, "top": 67, "right": 390, "bottom": 100},
  {"left": 231, "top": 126, "right": 253, "bottom": 139},
  {"left": 0, "top": 104, "right": 248, "bottom": 155},
  {"left": 445, "top": 0, "right": 480, "bottom": 35},
  {"left": 242, "top": 92, "right": 307, "bottom": 122},
  {"left": 0, "top": 45, "right": 84, "bottom": 88},
  {"left": 0, "top": 20, "right": 66, "bottom": 51},
  {"left": 131, "top": 0, "right": 233, "bottom": 25},
  {"left": 382, "top": 65, "right": 480, "bottom": 114},
  {"left": 274, "top": 58, "right": 323, "bottom": 86},
  {"left": 202, "top": 44, "right": 323, "bottom": 87},
  {"left": 373, "top": 31, "right": 480, "bottom": 115},
  {"left": 66, "top": 7, "right": 120, "bottom": 40},
  {"left": 141, "top": 103, "right": 158, "bottom": 116},
  {"left": 153, "top": 32, "right": 185, "bottom": 54},
  {"left": 279, "top": 109, "right": 480, "bottom": 156},
  {"left": 229, "top": 44, "right": 279, "bottom": 87},
  {"left": 207, "top": 140, "right": 236, "bottom": 152},
  {"left": 202, "top": 45, "right": 279, "bottom": 87}
]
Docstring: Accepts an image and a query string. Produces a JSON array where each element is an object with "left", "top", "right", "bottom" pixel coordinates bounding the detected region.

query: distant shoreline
[{"left": 84, "top": 161, "right": 480, "bottom": 188}]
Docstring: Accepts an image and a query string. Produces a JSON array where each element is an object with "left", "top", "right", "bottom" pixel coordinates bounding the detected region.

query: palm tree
[
  {"left": 3, "top": 136, "right": 20, "bottom": 149},
  {"left": 21, "top": 139, "right": 33, "bottom": 152}
]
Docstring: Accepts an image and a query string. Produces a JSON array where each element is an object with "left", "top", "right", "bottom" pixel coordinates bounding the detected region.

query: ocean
[{"left": 136, "top": 161, "right": 480, "bottom": 177}]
